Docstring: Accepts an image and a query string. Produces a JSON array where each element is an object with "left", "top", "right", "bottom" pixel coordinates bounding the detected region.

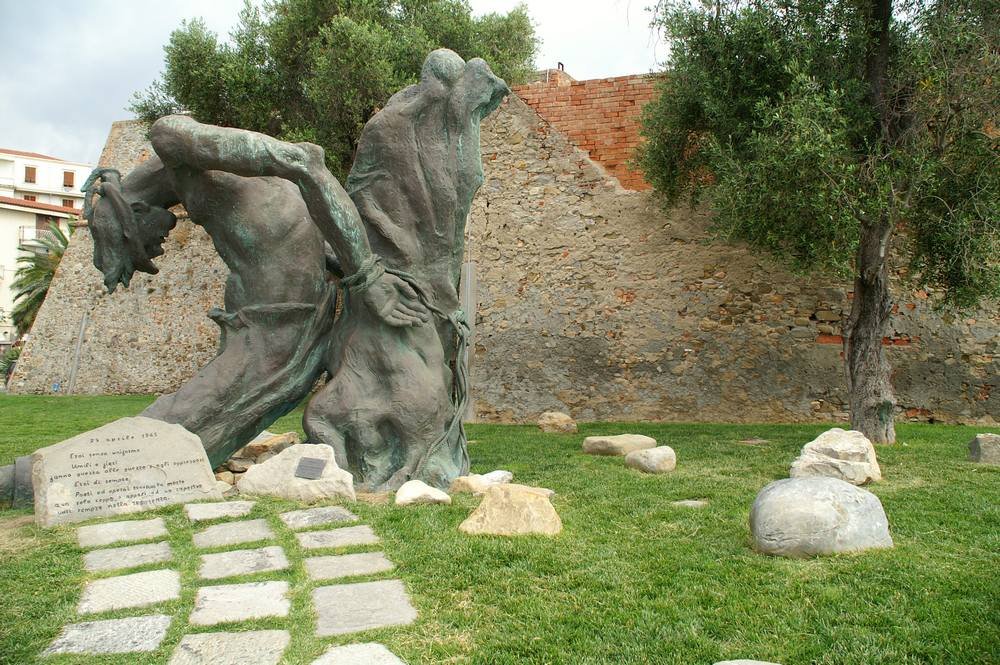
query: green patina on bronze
[{"left": 85, "top": 50, "right": 508, "bottom": 490}]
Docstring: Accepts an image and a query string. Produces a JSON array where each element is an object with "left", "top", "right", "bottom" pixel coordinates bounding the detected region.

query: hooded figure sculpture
[
  {"left": 304, "top": 50, "right": 510, "bottom": 490},
  {"left": 84, "top": 49, "right": 508, "bottom": 491}
]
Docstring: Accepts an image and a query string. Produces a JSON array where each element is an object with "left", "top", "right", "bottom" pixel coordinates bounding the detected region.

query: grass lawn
[{"left": 0, "top": 394, "right": 997, "bottom": 664}]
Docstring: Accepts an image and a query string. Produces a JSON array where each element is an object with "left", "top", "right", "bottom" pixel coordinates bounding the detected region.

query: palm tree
[{"left": 11, "top": 222, "right": 71, "bottom": 336}]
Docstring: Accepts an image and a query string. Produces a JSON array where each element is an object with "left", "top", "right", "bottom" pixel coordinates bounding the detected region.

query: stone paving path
[{"left": 44, "top": 502, "right": 415, "bottom": 663}]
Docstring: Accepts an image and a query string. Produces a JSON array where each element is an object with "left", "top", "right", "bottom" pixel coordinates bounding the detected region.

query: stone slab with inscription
[{"left": 32, "top": 417, "right": 222, "bottom": 527}]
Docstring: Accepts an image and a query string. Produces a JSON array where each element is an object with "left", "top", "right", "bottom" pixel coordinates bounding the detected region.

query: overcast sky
[{"left": 0, "top": 1, "right": 663, "bottom": 166}]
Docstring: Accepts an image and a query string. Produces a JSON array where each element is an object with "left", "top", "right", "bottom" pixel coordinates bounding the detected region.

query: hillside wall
[
  {"left": 514, "top": 72, "right": 657, "bottom": 190},
  {"left": 10, "top": 101, "right": 998, "bottom": 426}
]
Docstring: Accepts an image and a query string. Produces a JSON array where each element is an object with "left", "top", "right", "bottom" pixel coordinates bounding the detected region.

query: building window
[
  {"left": 62, "top": 199, "right": 75, "bottom": 208},
  {"left": 23, "top": 194, "right": 36, "bottom": 202},
  {"left": 24, "top": 166, "right": 36, "bottom": 183},
  {"left": 63, "top": 171, "right": 75, "bottom": 188}
]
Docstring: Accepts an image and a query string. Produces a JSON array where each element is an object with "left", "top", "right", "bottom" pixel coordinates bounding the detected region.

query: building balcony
[{"left": 18, "top": 225, "right": 58, "bottom": 249}]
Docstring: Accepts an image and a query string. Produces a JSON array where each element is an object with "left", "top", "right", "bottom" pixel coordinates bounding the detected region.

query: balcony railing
[{"left": 18, "top": 225, "right": 58, "bottom": 247}]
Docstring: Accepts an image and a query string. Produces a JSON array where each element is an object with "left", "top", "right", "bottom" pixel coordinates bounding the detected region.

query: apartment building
[{"left": 0, "top": 148, "right": 93, "bottom": 345}]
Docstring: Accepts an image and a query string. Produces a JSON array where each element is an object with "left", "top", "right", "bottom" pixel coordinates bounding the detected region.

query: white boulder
[
  {"left": 969, "top": 433, "right": 1000, "bottom": 464},
  {"left": 624, "top": 446, "right": 677, "bottom": 473},
  {"left": 236, "top": 444, "right": 355, "bottom": 503},
  {"left": 789, "top": 428, "right": 881, "bottom": 485},
  {"left": 582, "top": 434, "right": 656, "bottom": 456},
  {"left": 750, "top": 477, "right": 893, "bottom": 558},
  {"left": 394, "top": 480, "right": 451, "bottom": 506},
  {"left": 537, "top": 411, "right": 577, "bottom": 433}
]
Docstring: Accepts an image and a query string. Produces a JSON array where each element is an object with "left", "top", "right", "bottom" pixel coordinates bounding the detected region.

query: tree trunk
[
  {"left": 841, "top": 0, "right": 897, "bottom": 444},
  {"left": 843, "top": 219, "right": 896, "bottom": 443}
]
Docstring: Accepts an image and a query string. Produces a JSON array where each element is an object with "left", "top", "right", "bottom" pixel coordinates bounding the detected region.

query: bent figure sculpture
[{"left": 85, "top": 49, "right": 508, "bottom": 490}]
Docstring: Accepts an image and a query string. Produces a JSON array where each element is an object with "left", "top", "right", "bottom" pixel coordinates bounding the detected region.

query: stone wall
[
  {"left": 11, "top": 101, "right": 998, "bottom": 426},
  {"left": 9, "top": 121, "right": 227, "bottom": 394},
  {"left": 514, "top": 72, "right": 657, "bottom": 191}
]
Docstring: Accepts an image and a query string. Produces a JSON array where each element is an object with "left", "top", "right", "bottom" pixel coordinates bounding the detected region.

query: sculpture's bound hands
[{"left": 362, "top": 271, "right": 431, "bottom": 328}]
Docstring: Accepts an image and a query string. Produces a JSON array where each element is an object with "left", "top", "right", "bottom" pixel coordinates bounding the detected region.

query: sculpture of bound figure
[{"left": 84, "top": 49, "right": 509, "bottom": 491}]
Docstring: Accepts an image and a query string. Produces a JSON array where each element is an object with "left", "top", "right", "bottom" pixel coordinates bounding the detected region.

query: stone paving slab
[
  {"left": 78, "top": 569, "right": 181, "bottom": 615},
  {"left": 184, "top": 500, "right": 256, "bottom": 522},
  {"left": 83, "top": 541, "right": 174, "bottom": 572},
  {"left": 43, "top": 614, "right": 172, "bottom": 655},
  {"left": 279, "top": 505, "right": 358, "bottom": 530},
  {"left": 296, "top": 525, "right": 380, "bottom": 550},
  {"left": 304, "top": 552, "right": 395, "bottom": 581},
  {"left": 312, "top": 642, "right": 407, "bottom": 664},
  {"left": 199, "top": 545, "right": 290, "bottom": 580},
  {"left": 192, "top": 518, "right": 275, "bottom": 549},
  {"left": 189, "top": 581, "right": 290, "bottom": 626},
  {"left": 168, "top": 629, "right": 291, "bottom": 665},
  {"left": 313, "top": 579, "right": 417, "bottom": 636},
  {"left": 77, "top": 517, "right": 168, "bottom": 548}
]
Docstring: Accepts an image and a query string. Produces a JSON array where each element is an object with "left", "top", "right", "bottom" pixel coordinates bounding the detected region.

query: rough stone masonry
[{"left": 9, "top": 90, "right": 998, "bottom": 426}]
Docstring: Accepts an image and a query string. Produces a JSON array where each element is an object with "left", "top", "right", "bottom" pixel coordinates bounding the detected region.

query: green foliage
[
  {"left": 0, "top": 346, "right": 19, "bottom": 383},
  {"left": 640, "top": 0, "right": 999, "bottom": 307},
  {"left": 707, "top": 73, "right": 862, "bottom": 275},
  {"left": 10, "top": 222, "right": 70, "bottom": 336},
  {"left": 131, "top": 0, "right": 537, "bottom": 177}
]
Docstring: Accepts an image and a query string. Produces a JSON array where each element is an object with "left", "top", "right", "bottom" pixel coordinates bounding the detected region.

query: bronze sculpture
[{"left": 84, "top": 50, "right": 509, "bottom": 490}]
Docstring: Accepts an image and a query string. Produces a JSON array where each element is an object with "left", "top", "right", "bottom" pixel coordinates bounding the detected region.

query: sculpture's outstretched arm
[
  {"left": 149, "top": 115, "right": 428, "bottom": 327},
  {"left": 150, "top": 115, "right": 368, "bottom": 276}
]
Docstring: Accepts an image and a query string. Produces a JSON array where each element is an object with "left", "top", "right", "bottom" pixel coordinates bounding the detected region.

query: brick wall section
[{"left": 514, "top": 73, "right": 658, "bottom": 191}]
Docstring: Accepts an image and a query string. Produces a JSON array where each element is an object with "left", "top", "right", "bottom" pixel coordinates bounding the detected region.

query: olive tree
[
  {"left": 640, "top": 0, "right": 998, "bottom": 442},
  {"left": 131, "top": 0, "right": 537, "bottom": 177}
]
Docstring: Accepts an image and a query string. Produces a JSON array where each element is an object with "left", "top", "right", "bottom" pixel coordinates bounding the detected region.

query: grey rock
[
  {"left": 77, "top": 517, "right": 168, "bottom": 548},
  {"left": 482, "top": 469, "right": 513, "bottom": 484},
  {"left": 313, "top": 579, "right": 417, "bottom": 637},
  {"left": 304, "top": 552, "right": 395, "bottom": 581},
  {"left": 969, "top": 433, "right": 1000, "bottom": 464},
  {"left": 624, "top": 445, "right": 677, "bottom": 473},
  {"left": 537, "top": 411, "right": 577, "bottom": 433},
  {"left": 582, "top": 434, "right": 657, "bottom": 456},
  {"left": 43, "top": 615, "right": 172, "bottom": 655},
  {"left": 189, "top": 581, "right": 290, "bottom": 626},
  {"left": 750, "top": 477, "right": 893, "bottom": 558},
  {"left": 13, "top": 455, "right": 32, "bottom": 508},
  {"left": 312, "top": 643, "right": 407, "bottom": 664},
  {"left": 0, "top": 463, "right": 14, "bottom": 506},
  {"left": 226, "top": 457, "right": 254, "bottom": 473},
  {"left": 193, "top": 518, "right": 274, "bottom": 549},
  {"left": 83, "top": 541, "right": 173, "bottom": 572},
  {"left": 789, "top": 428, "right": 881, "bottom": 485},
  {"left": 78, "top": 569, "right": 181, "bottom": 614},
  {"left": 236, "top": 444, "right": 355, "bottom": 503},
  {"left": 296, "top": 525, "right": 380, "bottom": 549},
  {"left": 279, "top": 505, "right": 358, "bottom": 530},
  {"left": 168, "top": 630, "right": 290, "bottom": 665},
  {"left": 215, "top": 470, "right": 235, "bottom": 484},
  {"left": 31, "top": 417, "right": 221, "bottom": 526},
  {"left": 184, "top": 500, "right": 255, "bottom": 522},
  {"left": 198, "top": 546, "right": 290, "bottom": 580}
]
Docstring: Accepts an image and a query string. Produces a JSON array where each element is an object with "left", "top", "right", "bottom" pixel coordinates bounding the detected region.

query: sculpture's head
[
  {"left": 85, "top": 170, "right": 176, "bottom": 293},
  {"left": 420, "top": 49, "right": 510, "bottom": 121}
]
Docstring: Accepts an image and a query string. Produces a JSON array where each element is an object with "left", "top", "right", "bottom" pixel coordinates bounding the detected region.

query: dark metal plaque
[{"left": 294, "top": 457, "right": 328, "bottom": 480}]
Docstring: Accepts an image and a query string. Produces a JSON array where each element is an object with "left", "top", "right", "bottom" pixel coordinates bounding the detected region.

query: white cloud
[{"left": 0, "top": 1, "right": 663, "bottom": 165}]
